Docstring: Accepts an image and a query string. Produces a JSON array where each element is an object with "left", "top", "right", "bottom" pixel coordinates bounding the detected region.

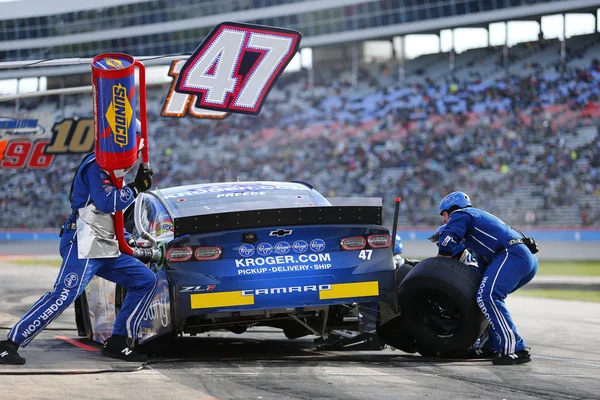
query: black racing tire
[
  {"left": 74, "top": 292, "right": 92, "bottom": 338},
  {"left": 376, "top": 315, "right": 417, "bottom": 354},
  {"left": 395, "top": 262, "right": 415, "bottom": 286},
  {"left": 373, "top": 262, "right": 419, "bottom": 353},
  {"left": 416, "top": 347, "right": 470, "bottom": 358},
  {"left": 398, "top": 257, "right": 488, "bottom": 354}
]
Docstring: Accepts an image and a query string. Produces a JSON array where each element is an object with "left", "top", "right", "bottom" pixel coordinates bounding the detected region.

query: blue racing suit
[
  {"left": 8, "top": 153, "right": 157, "bottom": 347},
  {"left": 437, "top": 207, "right": 538, "bottom": 355}
]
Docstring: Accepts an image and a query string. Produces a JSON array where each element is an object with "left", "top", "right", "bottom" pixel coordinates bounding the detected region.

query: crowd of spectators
[{"left": 1, "top": 39, "right": 600, "bottom": 230}]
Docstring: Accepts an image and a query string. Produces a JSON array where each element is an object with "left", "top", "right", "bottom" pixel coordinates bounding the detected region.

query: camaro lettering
[{"left": 241, "top": 284, "right": 332, "bottom": 296}]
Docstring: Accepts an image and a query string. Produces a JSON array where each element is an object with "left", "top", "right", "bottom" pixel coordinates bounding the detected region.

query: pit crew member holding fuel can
[{"left": 0, "top": 140, "right": 155, "bottom": 366}]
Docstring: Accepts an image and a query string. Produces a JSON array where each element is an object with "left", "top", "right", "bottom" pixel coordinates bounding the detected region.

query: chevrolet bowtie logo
[{"left": 269, "top": 229, "right": 293, "bottom": 237}]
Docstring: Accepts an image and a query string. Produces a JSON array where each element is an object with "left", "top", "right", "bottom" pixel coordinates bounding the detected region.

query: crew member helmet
[{"left": 439, "top": 191, "right": 471, "bottom": 215}]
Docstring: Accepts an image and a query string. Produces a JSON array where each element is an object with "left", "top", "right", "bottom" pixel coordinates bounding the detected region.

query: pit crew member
[
  {"left": 436, "top": 191, "right": 538, "bottom": 365},
  {"left": 0, "top": 151, "right": 155, "bottom": 365}
]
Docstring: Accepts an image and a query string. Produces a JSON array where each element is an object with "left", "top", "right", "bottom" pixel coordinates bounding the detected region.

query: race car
[
  {"left": 74, "top": 180, "right": 487, "bottom": 356},
  {"left": 75, "top": 181, "right": 397, "bottom": 345}
]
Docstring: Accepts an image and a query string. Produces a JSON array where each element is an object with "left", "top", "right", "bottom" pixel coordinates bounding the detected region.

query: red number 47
[{"left": 175, "top": 22, "right": 301, "bottom": 116}]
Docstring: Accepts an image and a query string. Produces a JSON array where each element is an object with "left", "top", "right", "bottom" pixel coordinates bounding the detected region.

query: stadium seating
[{"left": 1, "top": 35, "right": 599, "bottom": 229}]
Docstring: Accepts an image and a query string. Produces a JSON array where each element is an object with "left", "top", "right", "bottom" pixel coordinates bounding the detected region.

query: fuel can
[{"left": 91, "top": 53, "right": 139, "bottom": 174}]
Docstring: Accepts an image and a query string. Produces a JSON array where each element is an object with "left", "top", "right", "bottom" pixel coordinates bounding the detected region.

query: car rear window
[{"left": 159, "top": 183, "right": 330, "bottom": 217}]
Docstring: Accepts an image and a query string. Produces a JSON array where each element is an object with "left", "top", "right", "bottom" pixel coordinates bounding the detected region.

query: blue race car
[{"left": 74, "top": 181, "right": 400, "bottom": 347}]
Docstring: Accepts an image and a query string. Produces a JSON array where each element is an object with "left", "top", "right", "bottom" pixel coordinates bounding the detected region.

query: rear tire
[
  {"left": 375, "top": 262, "right": 418, "bottom": 353},
  {"left": 376, "top": 316, "right": 417, "bottom": 354},
  {"left": 395, "top": 261, "right": 415, "bottom": 286},
  {"left": 74, "top": 292, "right": 92, "bottom": 338},
  {"left": 398, "top": 257, "right": 488, "bottom": 354}
]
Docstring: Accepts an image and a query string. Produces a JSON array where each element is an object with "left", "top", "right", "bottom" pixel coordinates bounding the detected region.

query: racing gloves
[{"left": 127, "top": 165, "right": 154, "bottom": 196}]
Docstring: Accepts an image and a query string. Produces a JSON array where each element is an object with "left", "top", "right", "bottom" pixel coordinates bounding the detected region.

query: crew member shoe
[
  {"left": 0, "top": 340, "right": 26, "bottom": 365},
  {"left": 101, "top": 335, "right": 148, "bottom": 362},
  {"left": 492, "top": 347, "right": 531, "bottom": 365}
]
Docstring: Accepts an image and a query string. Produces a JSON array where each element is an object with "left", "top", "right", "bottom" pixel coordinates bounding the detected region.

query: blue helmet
[
  {"left": 393, "top": 234, "right": 403, "bottom": 255},
  {"left": 439, "top": 191, "right": 471, "bottom": 215}
]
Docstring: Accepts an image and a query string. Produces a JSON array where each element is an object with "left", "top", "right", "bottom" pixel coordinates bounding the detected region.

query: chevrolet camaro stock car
[{"left": 74, "top": 181, "right": 488, "bottom": 356}]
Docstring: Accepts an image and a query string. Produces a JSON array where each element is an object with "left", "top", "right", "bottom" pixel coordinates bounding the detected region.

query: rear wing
[{"left": 173, "top": 199, "right": 383, "bottom": 237}]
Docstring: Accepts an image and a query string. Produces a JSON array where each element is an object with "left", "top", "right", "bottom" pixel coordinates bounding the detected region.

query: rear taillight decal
[
  {"left": 340, "top": 234, "right": 391, "bottom": 251},
  {"left": 194, "top": 247, "right": 223, "bottom": 261},
  {"left": 166, "top": 247, "right": 193, "bottom": 262},
  {"left": 340, "top": 236, "right": 367, "bottom": 251},
  {"left": 167, "top": 246, "right": 223, "bottom": 262},
  {"left": 368, "top": 234, "right": 390, "bottom": 248}
]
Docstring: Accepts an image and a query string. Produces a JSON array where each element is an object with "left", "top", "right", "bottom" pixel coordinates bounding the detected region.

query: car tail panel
[{"left": 166, "top": 224, "right": 395, "bottom": 319}]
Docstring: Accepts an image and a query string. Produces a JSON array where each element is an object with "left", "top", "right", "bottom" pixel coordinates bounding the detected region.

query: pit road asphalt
[{"left": 0, "top": 252, "right": 599, "bottom": 399}]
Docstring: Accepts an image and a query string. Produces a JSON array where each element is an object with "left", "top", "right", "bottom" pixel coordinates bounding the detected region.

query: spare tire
[{"left": 398, "top": 257, "right": 488, "bottom": 353}]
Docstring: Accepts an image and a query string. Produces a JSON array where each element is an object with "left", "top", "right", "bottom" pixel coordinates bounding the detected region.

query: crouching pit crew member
[
  {"left": 0, "top": 152, "right": 156, "bottom": 365},
  {"left": 436, "top": 191, "right": 539, "bottom": 365}
]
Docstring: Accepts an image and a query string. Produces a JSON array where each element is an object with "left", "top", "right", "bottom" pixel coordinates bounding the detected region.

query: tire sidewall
[{"left": 398, "top": 257, "right": 488, "bottom": 353}]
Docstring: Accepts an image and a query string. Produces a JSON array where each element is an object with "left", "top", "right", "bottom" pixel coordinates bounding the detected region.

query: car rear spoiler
[{"left": 173, "top": 199, "right": 383, "bottom": 237}]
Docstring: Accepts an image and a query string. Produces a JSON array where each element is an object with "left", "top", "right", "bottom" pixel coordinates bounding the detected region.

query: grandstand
[{"left": 1, "top": 0, "right": 599, "bottom": 230}]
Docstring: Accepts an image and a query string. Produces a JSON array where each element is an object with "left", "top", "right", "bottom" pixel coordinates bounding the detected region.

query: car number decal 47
[{"left": 173, "top": 22, "right": 301, "bottom": 116}]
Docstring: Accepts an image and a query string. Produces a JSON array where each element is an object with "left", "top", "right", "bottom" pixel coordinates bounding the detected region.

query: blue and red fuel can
[
  {"left": 91, "top": 53, "right": 148, "bottom": 174},
  {"left": 91, "top": 53, "right": 149, "bottom": 255}
]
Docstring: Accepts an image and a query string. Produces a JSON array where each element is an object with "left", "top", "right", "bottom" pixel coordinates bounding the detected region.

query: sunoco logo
[
  {"left": 310, "top": 239, "right": 326, "bottom": 252},
  {"left": 104, "top": 57, "right": 124, "bottom": 69},
  {"left": 257, "top": 243, "right": 273, "bottom": 256},
  {"left": 105, "top": 83, "right": 133, "bottom": 148},
  {"left": 292, "top": 240, "right": 308, "bottom": 253},
  {"left": 63, "top": 272, "right": 79, "bottom": 289},
  {"left": 274, "top": 241, "right": 291, "bottom": 255},
  {"left": 238, "top": 244, "right": 255, "bottom": 257}
]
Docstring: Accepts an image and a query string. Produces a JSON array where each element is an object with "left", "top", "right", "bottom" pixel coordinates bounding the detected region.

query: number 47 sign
[{"left": 162, "top": 22, "right": 301, "bottom": 118}]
